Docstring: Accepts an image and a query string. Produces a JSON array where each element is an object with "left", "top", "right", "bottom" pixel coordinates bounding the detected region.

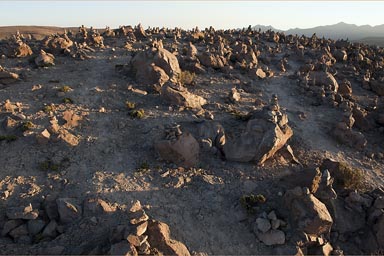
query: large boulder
[
  {"left": 154, "top": 132, "right": 199, "bottom": 168},
  {"left": 197, "top": 52, "right": 226, "bottom": 69},
  {"left": 130, "top": 47, "right": 181, "bottom": 87},
  {"left": 160, "top": 82, "right": 206, "bottom": 110},
  {"left": 224, "top": 106, "right": 293, "bottom": 164},
  {"left": 284, "top": 188, "right": 333, "bottom": 237},
  {"left": 308, "top": 71, "right": 339, "bottom": 93}
]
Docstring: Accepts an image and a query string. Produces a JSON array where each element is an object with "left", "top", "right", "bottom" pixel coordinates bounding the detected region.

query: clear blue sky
[{"left": 1, "top": 1, "right": 383, "bottom": 30}]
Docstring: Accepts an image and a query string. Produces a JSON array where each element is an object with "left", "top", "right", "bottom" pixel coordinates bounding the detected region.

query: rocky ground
[{"left": 0, "top": 24, "right": 383, "bottom": 255}]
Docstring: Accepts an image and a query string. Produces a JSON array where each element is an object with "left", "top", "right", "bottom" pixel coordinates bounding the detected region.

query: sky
[{"left": 1, "top": 1, "right": 384, "bottom": 30}]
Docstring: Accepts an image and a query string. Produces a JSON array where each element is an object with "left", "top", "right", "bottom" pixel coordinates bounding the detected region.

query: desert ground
[{"left": 0, "top": 25, "right": 383, "bottom": 255}]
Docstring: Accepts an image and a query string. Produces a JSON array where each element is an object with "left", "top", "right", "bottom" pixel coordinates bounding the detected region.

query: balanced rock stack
[{"left": 109, "top": 200, "right": 190, "bottom": 256}]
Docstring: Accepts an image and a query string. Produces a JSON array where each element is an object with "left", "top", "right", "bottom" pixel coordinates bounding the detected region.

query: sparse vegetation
[
  {"left": 134, "top": 161, "right": 150, "bottom": 176},
  {"left": 39, "top": 159, "right": 60, "bottom": 172},
  {"left": 179, "top": 71, "right": 196, "bottom": 86},
  {"left": 59, "top": 85, "right": 72, "bottom": 92},
  {"left": 240, "top": 193, "right": 266, "bottom": 214},
  {"left": 125, "top": 101, "right": 136, "bottom": 110},
  {"left": 334, "top": 162, "right": 365, "bottom": 190},
  {"left": 130, "top": 109, "right": 145, "bottom": 119},
  {"left": 21, "top": 121, "right": 34, "bottom": 131},
  {"left": 0, "top": 135, "right": 17, "bottom": 142},
  {"left": 63, "top": 97, "right": 74, "bottom": 104}
]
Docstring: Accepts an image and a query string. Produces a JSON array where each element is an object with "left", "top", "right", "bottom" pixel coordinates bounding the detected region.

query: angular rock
[
  {"left": 27, "top": 219, "right": 46, "bottom": 236},
  {"left": 35, "top": 50, "right": 55, "bottom": 67},
  {"left": 9, "top": 224, "right": 29, "bottom": 239},
  {"left": 56, "top": 198, "right": 82, "bottom": 224},
  {"left": 198, "top": 52, "right": 225, "bottom": 69},
  {"left": 147, "top": 220, "right": 190, "bottom": 256},
  {"left": 131, "top": 47, "right": 180, "bottom": 86},
  {"left": 161, "top": 82, "right": 207, "bottom": 110},
  {"left": 228, "top": 88, "right": 241, "bottom": 102},
  {"left": 42, "top": 220, "right": 58, "bottom": 238},
  {"left": 83, "top": 198, "right": 116, "bottom": 216},
  {"left": 154, "top": 132, "right": 200, "bottom": 168},
  {"left": 58, "top": 129, "right": 80, "bottom": 146},
  {"left": 36, "top": 129, "right": 51, "bottom": 145},
  {"left": 129, "top": 200, "right": 142, "bottom": 213},
  {"left": 255, "top": 218, "right": 271, "bottom": 233},
  {"left": 127, "top": 234, "right": 148, "bottom": 247},
  {"left": 129, "top": 209, "right": 149, "bottom": 225},
  {"left": 257, "top": 229, "right": 285, "bottom": 246},
  {"left": 284, "top": 191, "right": 333, "bottom": 237},
  {"left": 62, "top": 110, "right": 82, "bottom": 128},
  {"left": 0, "top": 66, "right": 19, "bottom": 85},
  {"left": 14, "top": 42, "right": 33, "bottom": 58},
  {"left": 135, "top": 221, "right": 148, "bottom": 236},
  {"left": 224, "top": 121, "right": 293, "bottom": 164},
  {"left": 2, "top": 219, "right": 23, "bottom": 236},
  {"left": 308, "top": 71, "right": 339, "bottom": 92}
]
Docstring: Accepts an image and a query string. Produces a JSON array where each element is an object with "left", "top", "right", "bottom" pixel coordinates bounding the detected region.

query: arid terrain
[{"left": 0, "top": 24, "right": 383, "bottom": 255}]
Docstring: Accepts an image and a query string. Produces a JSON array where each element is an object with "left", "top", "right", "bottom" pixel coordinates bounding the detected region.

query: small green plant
[
  {"left": 334, "top": 162, "right": 364, "bottom": 190},
  {"left": 130, "top": 109, "right": 145, "bottom": 119},
  {"left": 134, "top": 161, "right": 150, "bottom": 177},
  {"left": 179, "top": 71, "right": 196, "bottom": 86},
  {"left": 63, "top": 97, "right": 74, "bottom": 104},
  {"left": 59, "top": 85, "right": 72, "bottom": 92},
  {"left": 21, "top": 121, "right": 34, "bottom": 131},
  {"left": 125, "top": 101, "right": 136, "bottom": 110},
  {"left": 39, "top": 160, "right": 60, "bottom": 172},
  {"left": 0, "top": 135, "right": 17, "bottom": 142},
  {"left": 240, "top": 193, "right": 266, "bottom": 214},
  {"left": 43, "top": 105, "right": 55, "bottom": 113}
]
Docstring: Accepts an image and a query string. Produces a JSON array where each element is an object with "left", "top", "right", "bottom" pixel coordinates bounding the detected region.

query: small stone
[
  {"left": 271, "top": 219, "right": 281, "bottom": 230},
  {"left": 127, "top": 234, "right": 148, "bottom": 247},
  {"left": 255, "top": 218, "right": 271, "bottom": 233},
  {"left": 138, "top": 240, "right": 151, "bottom": 254},
  {"left": 303, "top": 187, "right": 310, "bottom": 195},
  {"left": 130, "top": 209, "right": 149, "bottom": 225},
  {"left": 267, "top": 211, "right": 277, "bottom": 221},
  {"left": 130, "top": 200, "right": 142, "bottom": 213},
  {"left": 135, "top": 221, "right": 148, "bottom": 236}
]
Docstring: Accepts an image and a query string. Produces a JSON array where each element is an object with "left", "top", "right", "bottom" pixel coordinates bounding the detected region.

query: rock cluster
[{"left": 110, "top": 200, "right": 190, "bottom": 256}]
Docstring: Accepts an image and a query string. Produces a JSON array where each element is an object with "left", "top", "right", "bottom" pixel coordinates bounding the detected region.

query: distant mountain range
[{"left": 252, "top": 22, "right": 384, "bottom": 46}]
